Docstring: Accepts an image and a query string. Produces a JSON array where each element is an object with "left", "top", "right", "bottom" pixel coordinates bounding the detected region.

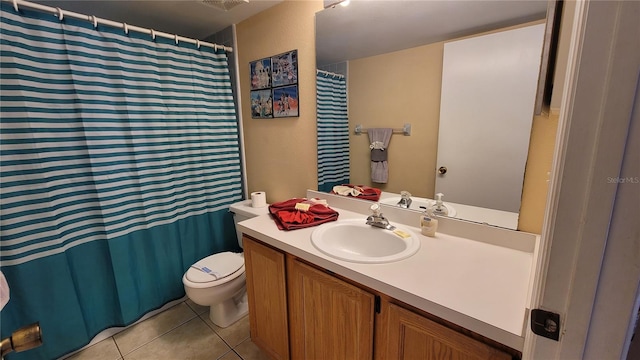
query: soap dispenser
[
  {"left": 428, "top": 193, "right": 449, "bottom": 217},
  {"left": 420, "top": 208, "right": 438, "bottom": 237}
]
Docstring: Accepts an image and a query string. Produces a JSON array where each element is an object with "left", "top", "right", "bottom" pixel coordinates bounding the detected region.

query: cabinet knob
[{"left": 438, "top": 166, "right": 447, "bottom": 175}]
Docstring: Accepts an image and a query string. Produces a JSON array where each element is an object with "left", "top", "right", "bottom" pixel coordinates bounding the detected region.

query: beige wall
[
  {"left": 236, "top": 0, "right": 323, "bottom": 203},
  {"left": 519, "top": 111, "right": 559, "bottom": 233}
]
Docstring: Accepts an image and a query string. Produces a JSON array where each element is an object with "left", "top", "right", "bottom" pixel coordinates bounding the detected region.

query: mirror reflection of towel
[
  {"left": 367, "top": 128, "right": 393, "bottom": 183},
  {"left": 330, "top": 184, "right": 382, "bottom": 201}
]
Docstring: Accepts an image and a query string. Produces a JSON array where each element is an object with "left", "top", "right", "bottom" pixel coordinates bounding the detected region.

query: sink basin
[
  {"left": 380, "top": 197, "right": 457, "bottom": 217},
  {"left": 311, "top": 219, "right": 420, "bottom": 263}
]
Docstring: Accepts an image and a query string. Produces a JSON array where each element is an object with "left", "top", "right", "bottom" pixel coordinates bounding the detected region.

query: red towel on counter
[
  {"left": 331, "top": 184, "right": 382, "bottom": 201},
  {"left": 268, "top": 198, "right": 339, "bottom": 231}
]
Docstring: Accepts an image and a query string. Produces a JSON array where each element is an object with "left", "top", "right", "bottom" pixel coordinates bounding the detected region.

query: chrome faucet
[
  {"left": 366, "top": 203, "right": 392, "bottom": 229},
  {"left": 396, "top": 191, "right": 412, "bottom": 209}
]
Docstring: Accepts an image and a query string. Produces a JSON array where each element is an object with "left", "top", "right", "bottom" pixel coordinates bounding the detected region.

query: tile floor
[{"left": 65, "top": 300, "right": 269, "bottom": 360}]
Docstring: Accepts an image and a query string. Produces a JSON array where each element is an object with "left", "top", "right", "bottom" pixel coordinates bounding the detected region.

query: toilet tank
[{"left": 229, "top": 200, "right": 269, "bottom": 248}]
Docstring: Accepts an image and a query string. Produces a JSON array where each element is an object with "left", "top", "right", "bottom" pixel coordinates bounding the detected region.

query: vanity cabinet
[
  {"left": 243, "top": 236, "right": 515, "bottom": 360},
  {"left": 287, "top": 256, "right": 375, "bottom": 359},
  {"left": 243, "top": 236, "right": 289, "bottom": 360}
]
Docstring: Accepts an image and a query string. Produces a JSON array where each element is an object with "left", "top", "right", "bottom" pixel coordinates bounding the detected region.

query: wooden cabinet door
[
  {"left": 243, "top": 236, "right": 289, "bottom": 360},
  {"left": 383, "top": 302, "right": 511, "bottom": 360},
  {"left": 287, "top": 257, "right": 375, "bottom": 360}
]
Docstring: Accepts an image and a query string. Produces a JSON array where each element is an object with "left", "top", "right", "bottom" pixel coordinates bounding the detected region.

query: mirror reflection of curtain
[
  {"left": 0, "top": 3, "right": 242, "bottom": 359},
  {"left": 316, "top": 70, "right": 349, "bottom": 192}
]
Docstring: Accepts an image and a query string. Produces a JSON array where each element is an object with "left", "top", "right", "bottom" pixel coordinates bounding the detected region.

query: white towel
[
  {"left": 332, "top": 185, "right": 362, "bottom": 197},
  {"left": 367, "top": 128, "right": 393, "bottom": 183}
]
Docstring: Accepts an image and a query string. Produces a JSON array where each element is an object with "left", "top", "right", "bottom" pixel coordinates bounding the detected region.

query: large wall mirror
[{"left": 315, "top": 0, "right": 561, "bottom": 230}]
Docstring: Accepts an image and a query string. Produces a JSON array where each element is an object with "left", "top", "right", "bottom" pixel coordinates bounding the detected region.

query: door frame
[{"left": 524, "top": 0, "right": 640, "bottom": 358}]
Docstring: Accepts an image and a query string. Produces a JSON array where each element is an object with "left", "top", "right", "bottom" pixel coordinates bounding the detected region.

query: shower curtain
[
  {"left": 0, "top": 3, "right": 242, "bottom": 359},
  {"left": 316, "top": 71, "right": 349, "bottom": 192}
]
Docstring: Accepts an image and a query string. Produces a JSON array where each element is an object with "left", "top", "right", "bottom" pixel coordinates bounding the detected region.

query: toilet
[{"left": 182, "top": 200, "right": 268, "bottom": 328}]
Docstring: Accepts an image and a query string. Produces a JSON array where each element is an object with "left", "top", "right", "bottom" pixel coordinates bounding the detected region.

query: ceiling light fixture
[
  {"left": 201, "top": 0, "right": 250, "bottom": 12},
  {"left": 324, "top": 0, "right": 350, "bottom": 9}
]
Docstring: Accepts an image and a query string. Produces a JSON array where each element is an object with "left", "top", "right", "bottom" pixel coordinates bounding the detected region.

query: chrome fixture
[
  {"left": 366, "top": 203, "right": 392, "bottom": 229},
  {"left": 396, "top": 191, "right": 412, "bottom": 209}
]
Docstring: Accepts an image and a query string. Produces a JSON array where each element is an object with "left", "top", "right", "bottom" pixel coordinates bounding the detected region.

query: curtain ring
[
  {"left": 91, "top": 15, "right": 97, "bottom": 28},
  {"left": 213, "top": 44, "right": 218, "bottom": 52},
  {"left": 150, "top": 29, "right": 156, "bottom": 40},
  {"left": 174, "top": 34, "right": 179, "bottom": 45},
  {"left": 196, "top": 39, "right": 200, "bottom": 49},
  {"left": 56, "top": 7, "right": 63, "bottom": 21},
  {"left": 123, "top": 23, "right": 128, "bottom": 34},
  {"left": 12, "top": 0, "right": 18, "bottom": 12}
]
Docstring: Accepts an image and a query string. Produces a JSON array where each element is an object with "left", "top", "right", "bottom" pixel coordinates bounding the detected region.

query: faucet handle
[{"left": 370, "top": 203, "right": 382, "bottom": 216}]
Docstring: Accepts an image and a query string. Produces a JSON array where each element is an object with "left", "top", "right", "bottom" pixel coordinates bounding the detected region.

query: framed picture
[
  {"left": 250, "top": 89, "right": 273, "bottom": 119},
  {"left": 273, "top": 85, "right": 299, "bottom": 118},
  {"left": 271, "top": 50, "right": 298, "bottom": 88},
  {"left": 250, "top": 57, "right": 271, "bottom": 90},
  {"left": 250, "top": 50, "right": 299, "bottom": 118}
]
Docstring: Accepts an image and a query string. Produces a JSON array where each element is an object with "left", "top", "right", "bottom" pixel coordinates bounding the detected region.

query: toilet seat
[{"left": 186, "top": 252, "right": 244, "bottom": 286}]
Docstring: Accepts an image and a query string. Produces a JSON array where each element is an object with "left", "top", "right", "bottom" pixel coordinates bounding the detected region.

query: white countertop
[{"left": 237, "top": 196, "right": 537, "bottom": 351}]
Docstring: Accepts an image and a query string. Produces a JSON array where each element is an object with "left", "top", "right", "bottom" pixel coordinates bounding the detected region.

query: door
[
  {"left": 436, "top": 24, "right": 545, "bottom": 212},
  {"left": 243, "top": 237, "right": 289, "bottom": 360},
  {"left": 287, "top": 257, "right": 375, "bottom": 360}
]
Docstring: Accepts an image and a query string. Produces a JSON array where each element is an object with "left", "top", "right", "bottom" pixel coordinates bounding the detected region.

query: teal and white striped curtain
[
  {"left": 316, "top": 70, "right": 349, "bottom": 192},
  {"left": 0, "top": 3, "right": 242, "bottom": 359}
]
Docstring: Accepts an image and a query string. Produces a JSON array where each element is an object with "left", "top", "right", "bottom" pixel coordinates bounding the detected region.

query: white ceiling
[
  {"left": 33, "top": 0, "right": 548, "bottom": 63},
  {"left": 316, "top": 0, "right": 549, "bottom": 66},
  {"left": 39, "top": 0, "right": 283, "bottom": 40}
]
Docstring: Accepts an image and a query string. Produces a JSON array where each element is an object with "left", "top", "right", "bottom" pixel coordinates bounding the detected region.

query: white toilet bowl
[
  {"left": 183, "top": 252, "right": 247, "bottom": 328},
  {"left": 182, "top": 200, "right": 268, "bottom": 328}
]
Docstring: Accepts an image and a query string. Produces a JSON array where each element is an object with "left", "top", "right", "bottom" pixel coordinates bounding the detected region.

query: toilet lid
[{"left": 186, "top": 252, "right": 244, "bottom": 283}]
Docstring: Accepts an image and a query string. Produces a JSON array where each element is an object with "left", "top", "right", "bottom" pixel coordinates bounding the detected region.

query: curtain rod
[
  {"left": 4, "top": 0, "right": 233, "bottom": 52},
  {"left": 316, "top": 69, "right": 345, "bottom": 78}
]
